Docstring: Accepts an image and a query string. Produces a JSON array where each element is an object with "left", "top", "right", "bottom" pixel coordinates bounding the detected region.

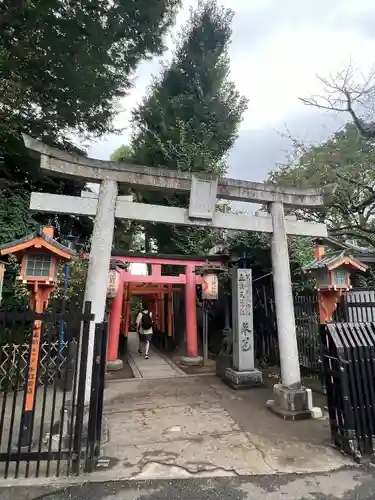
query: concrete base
[
  {"left": 107, "top": 359, "right": 124, "bottom": 371},
  {"left": 266, "top": 383, "right": 313, "bottom": 421},
  {"left": 311, "top": 407, "right": 324, "bottom": 419},
  {"left": 180, "top": 356, "right": 204, "bottom": 367},
  {"left": 224, "top": 368, "right": 263, "bottom": 390}
]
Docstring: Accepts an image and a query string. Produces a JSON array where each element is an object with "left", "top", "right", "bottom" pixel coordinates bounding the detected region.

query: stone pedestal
[
  {"left": 106, "top": 359, "right": 123, "bottom": 371},
  {"left": 180, "top": 355, "right": 203, "bottom": 366},
  {"left": 224, "top": 367, "right": 263, "bottom": 390},
  {"left": 266, "top": 383, "right": 313, "bottom": 421}
]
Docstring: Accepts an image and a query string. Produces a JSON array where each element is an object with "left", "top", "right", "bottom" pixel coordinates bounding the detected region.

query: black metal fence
[
  {"left": 253, "top": 282, "right": 279, "bottom": 366},
  {"left": 321, "top": 322, "right": 375, "bottom": 462},
  {"left": 294, "top": 294, "right": 321, "bottom": 376},
  {"left": 85, "top": 320, "right": 107, "bottom": 474},
  {"left": 253, "top": 285, "right": 375, "bottom": 381},
  {"left": 0, "top": 302, "right": 107, "bottom": 478},
  {"left": 335, "top": 290, "right": 375, "bottom": 323}
]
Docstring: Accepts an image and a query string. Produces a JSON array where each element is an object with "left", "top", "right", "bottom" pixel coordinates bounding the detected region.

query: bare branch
[
  {"left": 300, "top": 64, "right": 375, "bottom": 138},
  {"left": 331, "top": 229, "right": 375, "bottom": 247}
]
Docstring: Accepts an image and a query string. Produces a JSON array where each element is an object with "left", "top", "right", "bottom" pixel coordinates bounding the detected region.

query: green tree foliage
[
  {"left": 1, "top": 0, "right": 181, "bottom": 143},
  {"left": 0, "top": 0, "right": 181, "bottom": 242},
  {"left": 131, "top": 0, "right": 247, "bottom": 254},
  {"left": 53, "top": 257, "right": 88, "bottom": 310},
  {"left": 0, "top": 191, "right": 37, "bottom": 308},
  {"left": 227, "top": 232, "right": 315, "bottom": 293},
  {"left": 110, "top": 145, "right": 134, "bottom": 162},
  {"left": 269, "top": 123, "right": 375, "bottom": 248},
  {"left": 109, "top": 143, "right": 146, "bottom": 251},
  {"left": 0, "top": 0, "right": 181, "bottom": 305},
  {"left": 0, "top": 191, "right": 37, "bottom": 245}
]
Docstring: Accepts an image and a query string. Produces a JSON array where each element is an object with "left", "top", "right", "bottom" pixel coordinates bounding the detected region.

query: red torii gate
[{"left": 107, "top": 253, "right": 226, "bottom": 367}]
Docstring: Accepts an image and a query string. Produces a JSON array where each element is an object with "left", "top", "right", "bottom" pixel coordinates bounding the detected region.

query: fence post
[
  {"left": 85, "top": 322, "right": 103, "bottom": 473},
  {"left": 72, "top": 302, "right": 92, "bottom": 474},
  {"left": 96, "top": 322, "right": 108, "bottom": 458}
]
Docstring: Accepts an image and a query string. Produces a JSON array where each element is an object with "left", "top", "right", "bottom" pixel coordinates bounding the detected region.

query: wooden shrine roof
[
  {"left": 303, "top": 250, "right": 368, "bottom": 273},
  {"left": 0, "top": 230, "right": 75, "bottom": 259}
]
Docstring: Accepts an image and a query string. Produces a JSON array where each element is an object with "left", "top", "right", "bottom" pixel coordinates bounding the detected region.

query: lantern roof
[
  {"left": 194, "top": 260, "right": 227, "bottom": 276},
  {"left": 0, "top": 229, "right": 75, "bottom": 260},
  {"left": 303, "top": 249, "right": 367, "bottom": 273}
]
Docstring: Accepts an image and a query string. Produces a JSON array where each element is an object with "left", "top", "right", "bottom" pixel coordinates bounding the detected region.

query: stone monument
[{"left": 224, "top": 268, "right": 263, "bottom": 389}]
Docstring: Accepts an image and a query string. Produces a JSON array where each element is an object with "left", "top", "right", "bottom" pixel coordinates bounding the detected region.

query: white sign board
[
  {"left": 201, "top": 273, "right": 219, "bottom": 300},
  {"left": 107, "top": 269, "right": 120, "bottom": 298},
  {"left": 232, "top": 268, "right": 254, "bottom": 371},
  {"left": 188, "top": 174, "right": 218, "bottom": 220}
]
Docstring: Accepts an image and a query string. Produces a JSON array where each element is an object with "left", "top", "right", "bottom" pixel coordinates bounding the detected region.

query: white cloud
[
  {"left": 236, "top": 27, "right": 375, "bottom": 130},
  {"left": 86, "top": 0, "right": 375, "bottom": 163}
]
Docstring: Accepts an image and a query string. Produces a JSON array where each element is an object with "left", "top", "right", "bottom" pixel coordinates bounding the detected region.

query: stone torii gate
[{"left": 23, "top": 134, "right": 335, "bottom": 419}]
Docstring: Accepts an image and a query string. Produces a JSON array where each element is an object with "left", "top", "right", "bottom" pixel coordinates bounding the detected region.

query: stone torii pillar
[
  {"left": 269, "top": 203, "right": 300, "bottom": 388},
  {"left": 22, "top": 135, "right": 335, "bottom": 418},
  {"left": 80, "top": 180, "right": 118, "bottom": 391}
]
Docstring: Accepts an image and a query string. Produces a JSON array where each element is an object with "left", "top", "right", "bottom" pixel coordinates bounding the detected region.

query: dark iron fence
[
  {"left": 321, "top": 322, "right": 375, "bottom": 463},
  {"left": 253, "top": 285, "right": 375, "bottom": 383},
  {"left": 294, "top": 294, "right": 321, "bottom": 377},
  {"left": 335, "top": 290, "right": 375, "bottom": 323},
  {"left": 253, "top": 281, "right": 279, "bottom": 366},
  {"left": 85, "top": 320, "right": 107, "bottom": 473},
  {"left": 253, "top": 284, "right": 322, "bottom": 374},
  {"left": 0, "top": 302, "right": 107, "bottom": 478}
]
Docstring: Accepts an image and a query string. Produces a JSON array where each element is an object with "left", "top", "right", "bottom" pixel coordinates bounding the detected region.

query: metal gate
[
  {"left": 321, "top": 321, "right": 375, "bottom": 463},
  {"left": 0, "top": 301, "right": 107, "bottom": 478},
  {"left": 253, "top": 281, "right": 279, "bottom": 366}
]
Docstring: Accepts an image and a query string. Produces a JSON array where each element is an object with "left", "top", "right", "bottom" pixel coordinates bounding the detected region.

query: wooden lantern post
[
  {"left": 303, "top": 240, "right": 368, "bottom": 323},
  {"left": 195, "top": 262, "right": 226, "bottom": 365},
  {"left": 0, "top": 225, "right": 74, "bottom": 446}
]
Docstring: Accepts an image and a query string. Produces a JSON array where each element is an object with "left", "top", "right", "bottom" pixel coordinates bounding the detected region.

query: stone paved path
[{"left": 127, "top": 332, "right": 185, "bottom": 379}]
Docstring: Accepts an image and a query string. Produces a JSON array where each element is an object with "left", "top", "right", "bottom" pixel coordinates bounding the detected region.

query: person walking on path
[{"left": 136, "top": 304, "right": 154, "bottom": 359}]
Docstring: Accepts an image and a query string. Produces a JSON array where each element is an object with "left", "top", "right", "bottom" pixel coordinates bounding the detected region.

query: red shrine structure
[{"left": 106, "top": 253, "right": 227, "bottom": 367}]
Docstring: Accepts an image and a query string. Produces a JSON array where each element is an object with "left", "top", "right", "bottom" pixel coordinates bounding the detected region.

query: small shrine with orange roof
[
  {"left": 303, "top": 238, "right": 368, "bottom": 323},
  {"left": 0, "top": 224, "right": 75, "bottom": 311},
  {"left": 0, "top": 224, "right": 75, "bottom": 446}
]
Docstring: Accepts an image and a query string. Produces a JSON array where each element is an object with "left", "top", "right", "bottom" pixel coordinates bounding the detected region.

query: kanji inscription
[
  {"left": 232, "top": 268, "right": 254, "bottom": 371},
  {"left": 237, "top": 270, "right": 252, "bottom": 352}
]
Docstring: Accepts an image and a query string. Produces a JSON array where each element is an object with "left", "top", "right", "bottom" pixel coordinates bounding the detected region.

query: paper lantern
[{"left": 201, "top": 273, "right": 219, "bottom": 300}]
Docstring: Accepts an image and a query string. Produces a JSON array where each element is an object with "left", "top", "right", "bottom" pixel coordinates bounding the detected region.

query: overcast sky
[{"left": 85, "top": 0, "right": 375, "bottom": 188}]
